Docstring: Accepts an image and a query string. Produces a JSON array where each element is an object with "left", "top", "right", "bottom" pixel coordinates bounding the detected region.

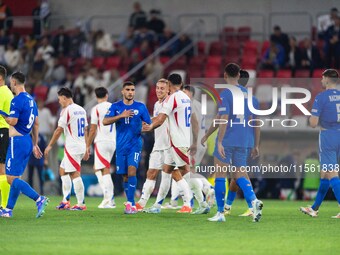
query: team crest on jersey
[{"left": 133, "top": 109, "right": 139, "bottom": 115}]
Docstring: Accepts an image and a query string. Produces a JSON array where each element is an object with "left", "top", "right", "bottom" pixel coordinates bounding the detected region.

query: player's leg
[
  {"left": 116, "top": 154, "right": 129, "bottom": 198},
  {"left": 137, "top": 150, "right": 163, "bottom": 210},
  {"left": 124, "top": 150, "right": 142, "bottom": 214},
  {"left": 172, "top": 167, "right": 192, "bottom": 213},
  {"left": 56, "top": 165, "right": 72, "bottom": 210},
  {"left": 162, "top": 178, "right": 180, "bottom": 209},
  {"left": 94, "top": 142, "right": 115, "bottom": 208},
  {"left": 62, "top": 153, "right": 86, "bottom": 210},
  {"left": 1, "top": 136, "right": 49, "bottom": 218},
  {"left": 300, "top": 133, "right": 333, "bottom": 217},
  {"left": 0, "top": 127, "right": 10, "bottom": 209},
  {"left": 208, "top": 156, "right": 227, "bottom": 222},
  {"left": 232, "top": 147, "right": 262, "bottom": 222},
  {"left": 224, "top": 179, "right": 238, "bottom": 215}
]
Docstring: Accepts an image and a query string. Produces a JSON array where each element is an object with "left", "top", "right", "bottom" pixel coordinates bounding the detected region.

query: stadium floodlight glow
[{"left": 201, "top": 85, "right": 312, "bottom": 116}]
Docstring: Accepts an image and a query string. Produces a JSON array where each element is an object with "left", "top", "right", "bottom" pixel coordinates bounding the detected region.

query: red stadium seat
[
  {"left": 241, "top": 55, "right": 257, "bottom": 69},
  {"left": 92, "top": 57, "right": 105, "bottom": 69},
  {"left": 257, "top": 70, "right": 274, "bottom": 78},
  {"left": 160, "top": 56, "right": 170, "bottom": 64},
  {"left": 312, "top": 69, "right": 324, "bottom": 78},
  {"left": 187, "top": 67, "right": 203, "bottom": 79},
  {"left": 206, "top": 56, "right": 222, "bottom": 69},
  {"left": 209, "top": 41, "right": 223, "bottom": 56},
  {"left": 294, "top": 70, "right": 310, "bottom": 78},
  {"left": 222, "top": 26, "right": 236, "bottom": 42},
  {"left": 237, "top": 27, "right": 251, "bottom": 43},
  {"left": 197, "top": 41, "right": 206, "bottom": 55},
  {"left": 276, "top": 70, "right": 292, "bottom": 78},
  {"left": 34, "top": 85, "right": 49, "bottom": 101},
  {"left": 261, "top": 41, "right": 270, "bottom": 55},
  {"left": 243, "top": 40, "right": 259, "bottom": 55},
  {"left": 224, "top": 55, "right": 240, "bottom": 64},
  {"left": 204, "top": 68, "right": 221, "bottom": 78},
  {"left": 189, "top": 56, "right": 205, "bottom": 69},
  {"left": 106, "top": 56, "right": 121, "bottom": 69}
]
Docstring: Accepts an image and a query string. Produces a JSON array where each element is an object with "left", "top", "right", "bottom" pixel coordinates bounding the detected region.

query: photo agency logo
[{"left": 192, "top": 81, "right": 312, "bottom": 129}]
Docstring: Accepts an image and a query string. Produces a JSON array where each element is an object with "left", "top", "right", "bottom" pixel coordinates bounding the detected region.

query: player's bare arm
[
  {"left": 189, "top": 112, "right": 198, "bottom": 156},
  {"left": 32, "top": 116, "right": 43, "bottom": 159},
  {"left": 86, "top": 124, "right": 97, "bottom": 149},
  {"left": 309, "top": 116, "right": 319, "bottom": 128},
  {"left": 143, "top": 113, "right": 167, "bottom": 132},
  {"left": 251, "top": 120, "right": 261, "bottom": 159},
  {"left": 4, "top": 116, "right": 18, "bottom": 126},
  {"left": 83, "top": 126, "right": 90, "bottom": 160},
  {"left": 201, "top": 114, "right": 220, "bottom": 146},
  {"left": 103, "top": 109, "right": 134, "bottom": 125},
  {"left": 217, "top": 114, "right": 228, "bottom": 159},
  {"left": 44, "top": 126, "right": 63, "bottom": 157}
]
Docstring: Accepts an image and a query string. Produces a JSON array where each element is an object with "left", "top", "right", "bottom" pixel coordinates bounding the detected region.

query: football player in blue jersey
[
  {"left": 103, "top": 81, "right": 151, "bottom": 214},
  {"left": 300, "top": 69, "right": 340, "bottom": 218},
  {"left": 0, "top": 72, "right": 49, "bottom": 218},
  {"left": 204, "top": 63, "right": 263, "bottom": 222}
]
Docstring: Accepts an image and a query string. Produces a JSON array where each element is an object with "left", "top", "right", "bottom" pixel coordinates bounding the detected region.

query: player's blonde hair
[{"left": 157, "top": 78, "right": 169, "bottom": 85}]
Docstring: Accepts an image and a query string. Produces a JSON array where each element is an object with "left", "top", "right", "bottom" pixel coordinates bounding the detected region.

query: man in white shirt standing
[
  {"left": 45, "top": 87, "right": 89, "bottom": 210},
  {"left": 86, "top": 87, "right": 116, "bottom": 209}
]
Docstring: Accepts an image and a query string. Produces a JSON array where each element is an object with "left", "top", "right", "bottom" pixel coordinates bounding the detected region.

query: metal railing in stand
[
  {"left": 84, "top": 19, "right": 204, "bottom": 113},
  {"left": 222, "top": 13, "right": 266, "bottom": 42}
]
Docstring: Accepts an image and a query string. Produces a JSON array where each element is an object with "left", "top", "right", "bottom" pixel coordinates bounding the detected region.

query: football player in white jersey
[
  {"left": 135, "top": 79, "right": 171, "bottom": 211},
  {"left": 86, "top": 87, "right": 116, "bottom": 209},
  {"left": 144, "top": 74, "right": 209, "bottom": 214},
  {"left": 45, "top": 87, "right": 89, "bottom": 210},
  {"left": 165, "top": 85, "right": 215, "bottom": 209}
]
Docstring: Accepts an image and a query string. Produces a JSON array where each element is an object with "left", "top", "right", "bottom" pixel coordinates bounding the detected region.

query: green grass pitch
[{"left": 1, "top": 196, "right": 340, "bottom": 255}]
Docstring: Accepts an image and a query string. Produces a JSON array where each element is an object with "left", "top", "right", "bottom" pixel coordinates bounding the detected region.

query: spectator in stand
[
  {"left": 134, "top": 25, "right": 155, "bottom": 48},
  {"left": 4, "top": 43, "right": 20, "bottom": 72},
  {"left": 32, "top": 0, "right": 51, "bottom": 39},
  {"left": 94, "top": 29, "right": 115, "bottom": 57},
  {"left": 301, "top": 38, "right": 323, "bottom": 71},
  {"left": 52, "top": 25, "right": 70, "bottom": 57},
  {"left": 0, "top": 29, "right": 9, "bottom": 62},
  {"left": 32, "top": 51, "right": 46, "bottom": 80},
  {"left": 35, "top": 36, "right": 55, "bottom": 79},
  {"left": 117, "top": 26, "right": 135, "bottom": 57},
  {"left": 143, "top": 57, "right": 164, "bottom": 84},
  {"left": 18, "top": 46, "right": 31, "bottom": 75},
  {"left": 128, "top": 52, "right": 145, "bottom": 83},
  {"left": 37, "top": 99, "right": 54, "bottom": 140},
  {"left": 271, "top": 25, "right": 290, "bottom": 62},
  {"left": 50, "top": 58, "right": 66, "bottom": 84},
  {"left": 63, "top": 72, "right": 75, "bottom": 89},
  {"left": 32, "top": 0, "right": 42, "bottom": 38},
  {"left": 0, "top": 0, "right": 12, "bottom": 32},
  {"left": 40, "top": 0, "right": 51, "bottom": 30},
  {"left": 129, "top": 2, "right": 147, "bottom": 30},
  {"left": 159, "top": 28, "right": 177, "bottom": 56},
  {"left": 285, "top": 36, "right": 302, "bottom": 74},
  {"left": 176, "top": 34, "right": 194, "bottom": 58},
  {"left": 324, "top": 16, "right": 340, "bottom": 68},
  {"left": 147, "top": 9, "right": 165, "bottom": 35},
  {"left": 261, "top": 40, "right": 285, "bottom": 71},
  {"left": 318, "top": 7, "right": 339, "bottom": 37},
  {"left": 69, "top": 22, "right": 87, "bottom": 58},
  {"left": 23, "top": 34, "right": 37, "bottom": 54}
]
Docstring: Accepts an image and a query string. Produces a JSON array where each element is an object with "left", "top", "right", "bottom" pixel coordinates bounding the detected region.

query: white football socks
[
  {"left": 155, "top": 172, "right": 171, "bottom": 206},
  {"left": 73, "top": 177, "right": 85, "bottom": 206},
  {"left": 139, "top": 179, "right": 156, "bottom": 207},
  {"left": 61, "top": 175, "right": 72, "bottom": 202}
]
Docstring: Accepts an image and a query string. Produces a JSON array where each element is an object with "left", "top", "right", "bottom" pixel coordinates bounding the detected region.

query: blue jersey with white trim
[
  {"left": 9, "top": 92, "right": 38, "bottom": 135},
  {"left": 105, "top": 100, "right": 151, "bottom": 155},
  {"left": 311, "top": 89, "right": 340, "bottom": 130},
  {"left": 217, "top": 85, "right": 250, "bottom": 148}
]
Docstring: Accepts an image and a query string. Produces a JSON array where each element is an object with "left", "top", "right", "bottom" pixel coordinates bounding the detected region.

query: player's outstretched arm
[
  {"left": 103, "top": 109, "right": 134, "bottom": 125},
  {"left": 201, "top": 114, "right": 220, "bottom": 146},
  {"left": 143, "top": 113, "right": 167, "bottom": 132},
  {"left": 309, "top": 116, "right": 319, "bottom": 128},
  {"left": 251, "top": 122, "right": 261, "bottom": 159},
  {"left": 3, "top": 116, "right": 18, "bottom": 126},
  {"left": 217, "top": 114, "right": 228, "bottom": 159},
  {"left": 44, "top": 126, "right": 63, "bottom": 157},
  {"left": 32, "top": 116, "right": 43, "bottom": 159}
]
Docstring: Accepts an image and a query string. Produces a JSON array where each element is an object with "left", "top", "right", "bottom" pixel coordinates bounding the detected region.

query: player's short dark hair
[
  {"left": 224, "top": 63, "right": 240, "bottom": 78},
  {"left": 322, "top": 69, "right": 339, "bottom": 83},
  {"left": 95, "top": 87, "right": 108, "bottom": 98},
  {"left": 0, "top": 65, "right": 7, "bottom": 80},
  {"left": 183, "top": 85, "right": 195, "bottom": 96},
  {"left": 123, "top": 81, "right": 135, "bottom": 88},
  {"left": 168, "top": 73, "right": 182, "bottom": 86},
  {"left": 331, "top": 7, "right": 338, "bottom": 13},
  {"left": 57, "top": 87, "right": 73, "bottom": 98},
  {"left": 239, "top": 69, "right": 250, "bottom": 87},
  {"left": 274, "top": 25, "right": 281, "bottom": 31},
  {"left": 11, "top": 71, "right": 26, "bottom": 84}
]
